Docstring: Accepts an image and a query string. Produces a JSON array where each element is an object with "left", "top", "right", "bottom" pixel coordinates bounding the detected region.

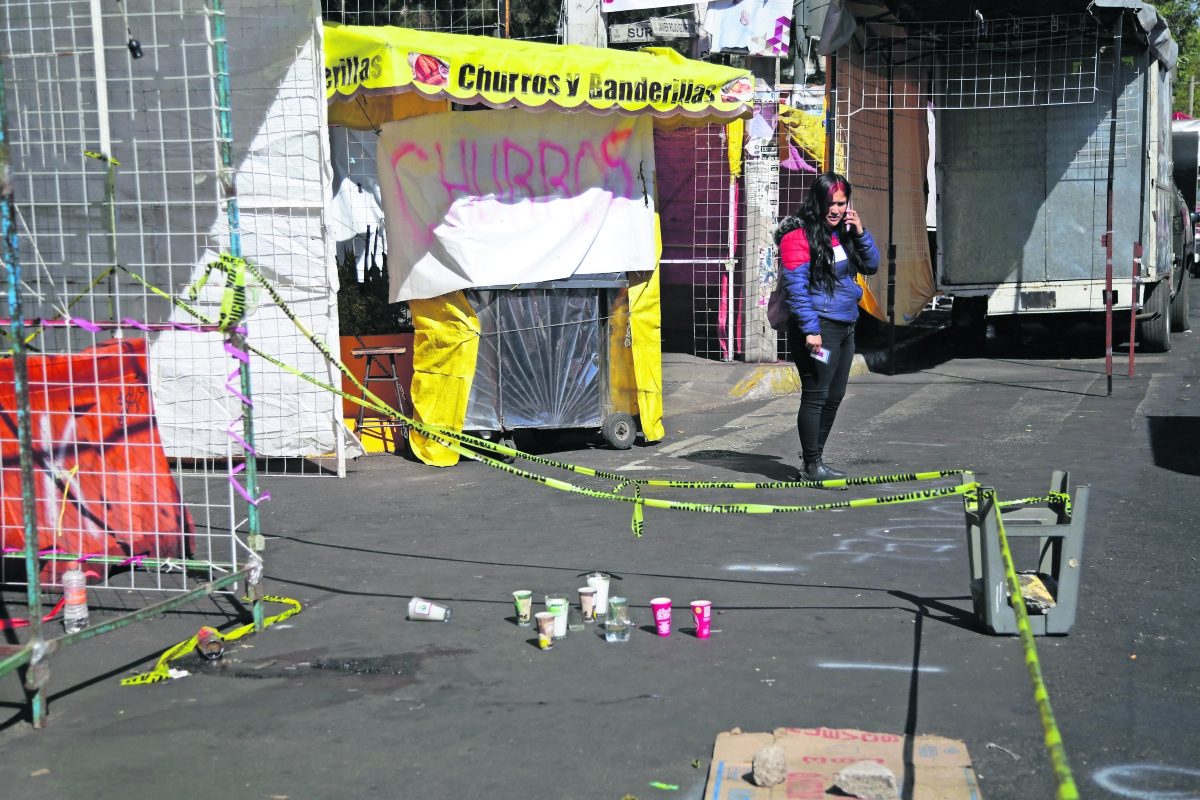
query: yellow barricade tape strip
[
  {"left": 990, "top": 490, "right": 1078, "bottom": 800},
  {"left": 121, "top": 257, "right": 970, "bottom": 496},
  {"left": 114, "top": 257, "right": 1077, "bottom": 800},
  {"left": 121, "top": 596, "right": 301, "bottom": 686}
]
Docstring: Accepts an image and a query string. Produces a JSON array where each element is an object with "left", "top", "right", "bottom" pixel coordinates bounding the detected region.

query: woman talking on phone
[{"left": 774, "top": 172, "right": 879, "bottom": 481}]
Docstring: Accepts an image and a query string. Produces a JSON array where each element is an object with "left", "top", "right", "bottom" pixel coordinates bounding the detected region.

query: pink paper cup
[
  {"left": 651, "top": 597, "right": 672, "bottom": 637},
  {"left": 691, "top": 600, "right": 712, "bottom": 639}
]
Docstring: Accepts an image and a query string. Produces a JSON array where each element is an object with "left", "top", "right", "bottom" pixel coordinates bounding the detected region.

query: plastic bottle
[{"left": 62, "top": 562, "right": 88, "bottom": 634}]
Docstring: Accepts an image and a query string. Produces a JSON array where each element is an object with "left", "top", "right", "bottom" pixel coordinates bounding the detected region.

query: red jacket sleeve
[{"left": 780, "top": 228, "right": 810, "bottom": 270}]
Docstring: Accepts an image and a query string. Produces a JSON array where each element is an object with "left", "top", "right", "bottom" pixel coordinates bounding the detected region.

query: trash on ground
[
  {"left": 605, "top": 596, "right": 631, "bottom": 642},
  {"left": 407, "top": 597, "right": 452, "bottom": 622},
  {"left": 651, "top": 597, "right": 672, "bottom": 636},
  {"left": 512, "top": 590, "right": 532, "bottom": 627},
  {"left": 587, "top": 572, "right": 611, "bottom": 620},
  {"left": 1015, "top": 572, "right": 1058, "bottom": 614},
  {"left": 579, "top": 587, "right": 597, "bottom": 622},
  {"left": 691, "top": 601, "right": 712, "bottom": 638},
  {"left": 545, "top": 593, "right": 569, "bottom": 639},
  {"left": 985, "top": 743, "right": 1020, "bottom": 761},
  {"left": 196, "top": 626, "right": 224, "bottom": 660},
  {"left": 535, "top": 612, "right": 555, "bottom": 650},
  {"left": 705, "top": 727, "right": 977, "bottom": 800},
  {"left": 649, "top": 782, "right": 679, "bottom": 790}
]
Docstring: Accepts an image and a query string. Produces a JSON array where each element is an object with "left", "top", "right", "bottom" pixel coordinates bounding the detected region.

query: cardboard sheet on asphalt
[{"left": 705, "top": 727, "right": 980, "bottom": 799}]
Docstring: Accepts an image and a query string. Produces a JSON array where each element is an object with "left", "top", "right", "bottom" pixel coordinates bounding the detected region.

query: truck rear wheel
[
  {"left": 1170, "top": 270, "right": 1191, "bottom": 332},
  {"left": 951, "top": 296, "right": 987, "bottom": 356},
  {"left": 1138, "top": 278, "right": 1172, "bottom": 352}
]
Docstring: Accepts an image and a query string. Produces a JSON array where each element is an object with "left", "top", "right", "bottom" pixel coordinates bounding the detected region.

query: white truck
[{"left": 935, "top": 4, "right": 1189, "bottom": 353}]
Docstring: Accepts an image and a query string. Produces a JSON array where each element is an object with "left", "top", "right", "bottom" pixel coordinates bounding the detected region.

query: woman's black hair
[{"left": 775, "top": 172, "right": 867, "bottom": 297}]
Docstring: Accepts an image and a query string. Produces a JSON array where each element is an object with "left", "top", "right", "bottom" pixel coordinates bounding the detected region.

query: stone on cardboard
[
  {"left": 751, "top": 743, "right": 787, "bottom": 787},
  {"left": 833, "top": 760, "right": 899, "bottom": 800}
]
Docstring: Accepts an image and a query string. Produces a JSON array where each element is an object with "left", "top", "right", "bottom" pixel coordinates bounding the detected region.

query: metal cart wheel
[
  {"left": 601, "top": 412, "right": 637, "bottom": 450},
  {"left": 497, "top": 434, "right": 518, "bottom": 464}
]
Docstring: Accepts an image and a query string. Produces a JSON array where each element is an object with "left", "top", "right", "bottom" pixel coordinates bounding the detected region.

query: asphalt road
[{"left": 1, "top": 295, "right": 1198, "bottom": 800}]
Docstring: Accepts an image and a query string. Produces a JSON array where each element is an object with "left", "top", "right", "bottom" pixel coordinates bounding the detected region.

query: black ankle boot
[
  {"left": 800, "top": 461, "right": 843, "bottom": 481},
  {"left": 817, "top": 458, "right": 847, "bottom": 479}
]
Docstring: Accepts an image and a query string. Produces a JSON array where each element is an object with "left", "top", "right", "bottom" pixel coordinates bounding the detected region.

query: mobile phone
[{"left": 811, "top": 347, "right": 830, "bottom": 364}]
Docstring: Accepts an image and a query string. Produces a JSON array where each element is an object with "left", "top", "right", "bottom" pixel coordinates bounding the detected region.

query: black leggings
[{"left": 788, "top": 317, "right": 855, "bottom": 463}]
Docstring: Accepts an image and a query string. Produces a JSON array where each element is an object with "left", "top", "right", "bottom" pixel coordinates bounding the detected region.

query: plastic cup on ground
[
  {"left": 651, "top": 597, "right": 672, "bottom": 636},
  {"left": 535, "top": 612, "right": 556, "bottom": 650},
  {"left": 691, "top": 600, "right": 712, "bottom": 639},
  {"left": 579, "top": 588, "right": 597, "bottom": 622},
  {"left": 605, "top": 596, "right": 631, "bottom": 642},
  {"left": 568, "top": 605, "right": 585, "bottom": 631},
  {"left": 408, "top": 596, "right": 452, "bottom": 622},
  {"left": 586, "top": 572, "right": 611, "bottom": 619},
  {"left": 545, "top": 595, "right": 568, "bottom": 639},
  {"left": 513, "top": 590, "right": 533, "bottom": 627}
]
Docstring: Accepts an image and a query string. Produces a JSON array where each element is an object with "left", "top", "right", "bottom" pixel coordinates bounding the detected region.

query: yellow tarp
[
  {"left": 727, "top": 118, "right": 743, "bottom": 179},
  {"left": 778, "top": 103, "right": 845, "bottom": 173},
  {"left": 324, "top": 23, "right": 753, "bottom": 124},
  {"left": 407, "top": 292, "right": 481, "bottom": 467},
  {"left": 328, "top": 92, "right": 449, "bottom": 129},
  {"left": 629, "top": 217, "right": 665, "bottom": 442}
]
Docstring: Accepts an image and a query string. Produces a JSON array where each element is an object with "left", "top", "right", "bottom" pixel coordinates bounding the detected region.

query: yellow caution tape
[
  {"left": 98, "top": 258, "right": 1081, "bottom": 800},
  {"left": 121, "top": 596, "right": 301, "bottom": 686},
  {"left": 990, "top": 489, "right": 1078, "bottom": 800},
  {"left": 84, "top": 151, "right": 121, "bottom": 166}
]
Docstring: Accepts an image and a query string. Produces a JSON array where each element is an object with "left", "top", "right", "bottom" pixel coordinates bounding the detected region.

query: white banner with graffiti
[{"left": 377, "top": 109, "right": 657, "bottom": 302}]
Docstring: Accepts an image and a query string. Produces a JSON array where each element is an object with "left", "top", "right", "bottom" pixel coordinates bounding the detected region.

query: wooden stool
[{"left": 351, "top": 344, "right": 410, "bottom": 453}]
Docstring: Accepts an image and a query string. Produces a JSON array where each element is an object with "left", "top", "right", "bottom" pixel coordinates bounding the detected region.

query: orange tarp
[{"left": 0, "top": 339, "right": 193, "bottom": 580}]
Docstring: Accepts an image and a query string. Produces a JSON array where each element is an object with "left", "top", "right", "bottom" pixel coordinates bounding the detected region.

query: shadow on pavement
[
  {"left": 680, "top": 450, "right": 797, "bottom": 481},
  {"left": 1147, "top": 416, "right": 1200, "bottom": 476}
]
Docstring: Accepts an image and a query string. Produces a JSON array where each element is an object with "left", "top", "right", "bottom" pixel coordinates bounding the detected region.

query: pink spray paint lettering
[{"left": 377, "top": 112, "right": 657, "bottom": 300}]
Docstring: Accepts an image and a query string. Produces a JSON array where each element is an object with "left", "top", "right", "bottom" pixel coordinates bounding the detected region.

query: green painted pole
[
  {"left": 210, "top": 0, "right": 263, "bottom": 631},
  {"left": 1, "top": 53, "right": 49, "bottom": 728}
]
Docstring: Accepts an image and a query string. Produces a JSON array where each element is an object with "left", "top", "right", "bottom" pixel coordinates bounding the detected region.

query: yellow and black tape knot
[
  {"left": 121, "top": 596, "right": 302, "bottom": 687},
  {"left": 631, "top": 484, "right": 644, "bottom": 537}
]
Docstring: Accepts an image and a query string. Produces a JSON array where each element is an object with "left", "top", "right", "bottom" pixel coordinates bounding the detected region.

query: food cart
[{"left": 324, "top": 25, "right": 753, "bottom": 464}]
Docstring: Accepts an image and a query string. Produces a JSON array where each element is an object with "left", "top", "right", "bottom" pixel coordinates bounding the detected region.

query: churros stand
[{"left": 324, "top": 25, "right": 753, "bottom": 465}]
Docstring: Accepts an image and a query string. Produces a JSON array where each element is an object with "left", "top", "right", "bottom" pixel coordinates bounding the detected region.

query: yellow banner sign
[{"left": 324, "top": 24, "right": 753, "bottom": 121}]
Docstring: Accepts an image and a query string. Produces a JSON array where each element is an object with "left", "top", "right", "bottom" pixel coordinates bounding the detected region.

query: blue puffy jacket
[{"left": 778, "top": 224, "right": 879, "bottom": 335}]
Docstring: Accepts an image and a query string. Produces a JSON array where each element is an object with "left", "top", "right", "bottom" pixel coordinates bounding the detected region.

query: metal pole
[
  {"left": 1190, "top": 73, "right": 1195, "bottom": 118},
  {"left": 725, "top": 176, "right": 736, "bottom": 362},
  {"left": 505, "top": 0, "right": 510, "bottom": 38},
  {"left": 1, "top": 56, "right": 49, "bottom": 728},
  {"left": 1104, "top": 12, "right": 1124, "bottom": 398},
  {"left": 1129, "top": 242, "right": 1140, "bottom": 376},
  {"left": 211, "top": 0, "right": 263, "bottom": 631},
  {"left": 887, "top": 46, "right": 897, "bottom": 376},
  {"left": 88, "top": 0, "right": 121, "bottom": 329},
  {"left": 825, "top": 54, "right": 837, "bottom": 171}
]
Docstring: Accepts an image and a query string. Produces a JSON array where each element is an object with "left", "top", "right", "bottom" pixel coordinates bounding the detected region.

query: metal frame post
[
  {"left": 1129, "top": 242, "right": 1140, "bottom": 376},
  {"left": 825, "top": 54, "right": 837, "bottom": 171},
  {"left": 211, "top": 0, "right": 263, "bottom": 630},
  {"left": 1, "top": 50, "right": 49, "bottom": 729},
  {"left": 886, "top": 46, "right": 897, "bottom": 375},
  {"left": 1104, "top": 11, "right": 1124, "bottom": 398}
]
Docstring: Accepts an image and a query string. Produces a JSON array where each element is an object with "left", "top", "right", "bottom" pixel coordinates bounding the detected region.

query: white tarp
[
  {"left": 703, "top": 0, "right": 793, "bottom": 57},
  {"left": 378, "top": 110, "right": 658, "bottom": 301},
  {"left": 601, "top": 0, "right": 694, "bottom": 13},
  {"left": 152, "top": 0, "right": 341, "bottom": 460}
]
